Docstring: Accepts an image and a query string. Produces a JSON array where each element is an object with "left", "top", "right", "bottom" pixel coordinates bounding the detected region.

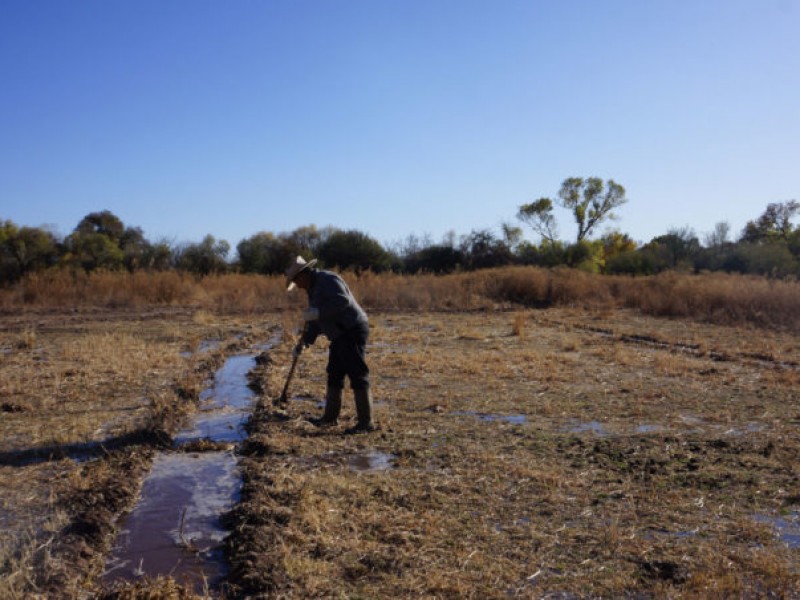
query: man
[{"left": 285, "top": 256, "right": 376, "bottom": 433}]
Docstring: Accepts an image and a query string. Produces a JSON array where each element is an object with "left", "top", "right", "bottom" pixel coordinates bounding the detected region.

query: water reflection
[
  {"left": 104, "top": 453, "right": 240, "bottom": 591},
  {"left": 105, "top": 354, "right": 257, "bottom": 594}
]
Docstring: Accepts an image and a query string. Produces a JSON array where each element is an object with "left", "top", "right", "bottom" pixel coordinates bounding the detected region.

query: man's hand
[{"left": 303, "top": 307, "right": 320, "bottom": 322}]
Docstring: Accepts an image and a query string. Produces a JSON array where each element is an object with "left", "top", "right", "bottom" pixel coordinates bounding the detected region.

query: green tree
[
  {"left": 237, "top": 232, "right": 290, "bottom": 274},
  {"left": 598, "top": 231, "right": 637, "bottom": 272},
  {"left": 789, "top": 228, "right": 800, "bottom": 258},
  {"left": 516, "top": 239, "right": 568, "bottom": 268},
  {"left": 0, "top": 221, "right": 58, "bottom": 283},
  {"left": 75, "top": 210, "right": 125, "bottom": 242},
  {"left": 646, "top": 227, "right": 701, "bottom": 270},
  {"left": 565, "top": 240, "right": 605, "bottom": 272},
  {"left": 605, "top": 249, "right": 660, "bottom": 275},
  {"left": 459, "top": 229, "right": 514, "bottom": 270},
  {"left": 120, "top": 226, "right": 151, "bottom": 271},
  {"left": 600, "top": 231, "right": 637, "bottom": 260},
  {"left": 404, "top": 245, "right": 464, "bottom": 273},
  {"left": 175, "top": 235, "right": 230, "bottom": 275},
  {"left": 316, "top": 229, "right": 392, "bottom": 272},
  {"left": 500, "top": 222, "right": 524, "bottom": 256},
  {"left": 722, "top": 243, "right": 798, "bottom": 277},
  {"left": 143, "top": 239, "right": 174, "bottom": 270},
  {"left": 63, "top": 232, "right": 124, "bottom": 271},
  {"left": 517, "top": 198, "right": 558, "bottom": 245},
  {"left": 558, "top": 177, "right": 627, "bottom": 242},
  {"left": 741, "top": 200, "right": 799, "bottom": 243},
  {"left": 65, "top": 210, "right": 152, "bottom": 271},
  {"left": 518, "top": 177, "right": 628, "bottom": 245},
  {"left": 281, "top": 224, "right": 333, "bottom": 258}
]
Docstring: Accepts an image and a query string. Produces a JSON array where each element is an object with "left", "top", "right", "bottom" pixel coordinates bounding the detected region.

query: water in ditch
[{"left": 103, "top": 354, "right": 257, "bottom": 594}]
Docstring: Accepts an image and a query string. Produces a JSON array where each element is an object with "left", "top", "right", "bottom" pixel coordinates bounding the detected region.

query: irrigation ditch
[
  {"left": 101, "top": 353, "right": 259, "bottom": 594},
  {"left": 99, "top": 328, "right": 395, "bottom": 597}
]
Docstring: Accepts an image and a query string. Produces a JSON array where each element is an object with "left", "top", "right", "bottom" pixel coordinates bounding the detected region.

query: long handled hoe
[{"left": 275, "top": 322, "right": 307, "bottom": 406}]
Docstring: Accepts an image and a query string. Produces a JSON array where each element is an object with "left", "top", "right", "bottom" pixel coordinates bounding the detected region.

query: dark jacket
[{"left": 303, "top": 269, "right": 368, "bottom": 345}]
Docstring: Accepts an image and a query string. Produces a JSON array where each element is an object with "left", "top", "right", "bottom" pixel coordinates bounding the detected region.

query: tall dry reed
[{"left": 1, "top": 267, "right": 798, "bottom": 331}]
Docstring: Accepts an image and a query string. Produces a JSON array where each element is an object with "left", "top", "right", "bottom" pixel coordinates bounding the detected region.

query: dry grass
[
  {"left": 0, "top": 308, "right": 274, "bottom": 599},
  {"left": 2, "top": 287, "right": 799, "bottom": 597},
  {"left": 2, "top": 267, "right": 799, "bottom": 333},
  {"left": 226, "top": 308, "right": 800, "bottom": 598},
  {"left": 1, "top": 319, "right": 187, "bottom": 452}
]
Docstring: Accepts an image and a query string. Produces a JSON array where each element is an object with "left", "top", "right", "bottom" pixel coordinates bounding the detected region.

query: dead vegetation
[
  {"left": 2, "top": 267, "right": 799, "bottom": 332},
  {"left": 1, "top": 268, "right": 799, "bottom": 598},
  {"left": 226, "top": 309, "right": 799, "bottom": 598},
  {"left": 0, "top": 308, "right": 264, "bottom": 599}
]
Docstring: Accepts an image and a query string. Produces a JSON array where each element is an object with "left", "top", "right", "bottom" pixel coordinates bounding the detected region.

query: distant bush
[
  {"left": 403, "top": 245, "right": 464, "bottom": 274},
  {"left": 316, "top": 230, "right": 395, "bottom": 272}
]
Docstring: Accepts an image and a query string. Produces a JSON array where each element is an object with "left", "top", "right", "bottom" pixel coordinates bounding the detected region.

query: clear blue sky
[{"left": 2, "top": 0, "right": 798, "bottom": 252}]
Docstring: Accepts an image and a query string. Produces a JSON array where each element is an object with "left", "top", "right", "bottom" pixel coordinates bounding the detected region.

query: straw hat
[{"left": 285, "top": 256, "right": 317, "bottom": 291}]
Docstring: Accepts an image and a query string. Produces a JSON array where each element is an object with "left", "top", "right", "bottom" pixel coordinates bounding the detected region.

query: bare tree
[{"left": 704, "top": 221, "right": 731, "bottom": 248}]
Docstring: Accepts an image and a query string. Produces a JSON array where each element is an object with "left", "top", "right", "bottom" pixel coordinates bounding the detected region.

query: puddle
[
  {"left": 636, "top": 424, "right": 665, "bottom": 434},
  {"left": 454, "top": 411, "right": 527, "bottom": 425},
  {"left": 104, "top": 453, "right": 240, "bottom": 591},
  {"left": 105, "top": 353, "right": 259, "bottom": 593},
  {"left": 348, "top": 450, "right": 396, "bottom": 472},
  {"left": 198, "top": 355, "right": 257, "bottom": 411},
  {"left": 299, "top": 450, "right": 397, "bottom": 473},
  {"left": 754, "top": 511, "right": 800, "bottom": 549},
  {"left": 198, "top": 339, "right": 221, "bottom": 352},
  {"left": 723, "top": 422, "right": 764, "bottom": 436},
  {"left": 564, "top": 420, "right": 609, "bottom": 436},
  {"left": 174, "top": 410, "right": 250, "bottom": 445},
  {"left": 677, "top": 415, "right": 764, "bottom": 437}
]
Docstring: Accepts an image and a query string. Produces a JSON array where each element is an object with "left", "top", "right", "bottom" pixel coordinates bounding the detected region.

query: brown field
[{"left": 1, "top": 270, "right": 799, "bottom": 598}]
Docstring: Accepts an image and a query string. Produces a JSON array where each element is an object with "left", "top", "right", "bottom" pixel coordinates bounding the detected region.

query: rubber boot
[
  {"left": 345, "top": 388, "right": 377, "bottom": 434},
  {"left": 314, "top": 385, "right": 342, "bottom": 426}
]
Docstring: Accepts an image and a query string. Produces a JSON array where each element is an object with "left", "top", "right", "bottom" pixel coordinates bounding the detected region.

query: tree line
[{"left": 2, "top": 178, "right": 799, "bottom": 285}]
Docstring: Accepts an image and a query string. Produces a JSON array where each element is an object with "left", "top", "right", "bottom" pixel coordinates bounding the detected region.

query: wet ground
[
  {"left": 104, "top": 354, "right": 258, "bottom": 594},
  {"left": 225, "top": 309, "right": 800, "bottom": 598},
  {"left": 2, "top": 307, "right": 798, "bottom": 598}
]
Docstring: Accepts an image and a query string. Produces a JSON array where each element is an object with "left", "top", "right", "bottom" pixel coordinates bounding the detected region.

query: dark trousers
[{"left": 327, "top": 325, "right": 369, "bottom": 390}]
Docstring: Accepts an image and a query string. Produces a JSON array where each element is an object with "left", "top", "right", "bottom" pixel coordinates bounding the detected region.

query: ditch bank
[
  {"left": 9, "top": 341, "right": 242, "bottom": 599},
  {"left": 3, "top": 330, "right": 277, "bottom": 600},
  {"left": 101, "top": 349, "right": 267, "bottom": 596},
  {"left": 219, "top": 345, "right": 398, "bottom": 598}
]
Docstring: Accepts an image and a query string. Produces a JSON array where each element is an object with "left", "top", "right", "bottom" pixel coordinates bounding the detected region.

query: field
[{"left": 1, "top": 270, "right": 799, "bottom": 598}]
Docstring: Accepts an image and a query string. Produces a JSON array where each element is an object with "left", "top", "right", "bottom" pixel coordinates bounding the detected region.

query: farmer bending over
[{"left": 285, "top": 256, "right": 376, "bottom": 433}]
